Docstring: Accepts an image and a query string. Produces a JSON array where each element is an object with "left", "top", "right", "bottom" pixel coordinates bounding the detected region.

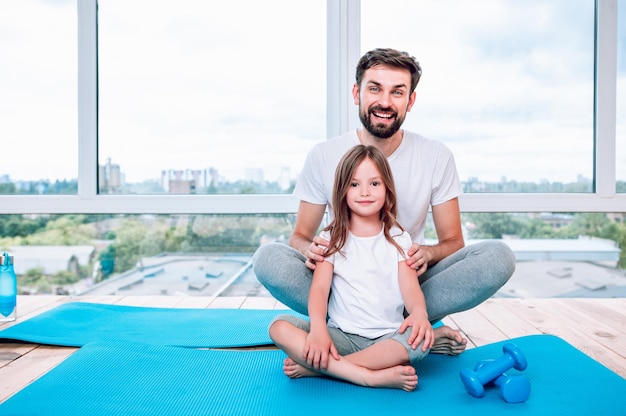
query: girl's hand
[
  {"left": 302, "top": 330, "right": 339, "bottom": 370},
  {"left": 399, "top": 312, "right": 434, "bottom": 352}
]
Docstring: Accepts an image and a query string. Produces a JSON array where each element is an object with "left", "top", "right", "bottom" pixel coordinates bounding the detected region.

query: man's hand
[
  {"left": 406, "top": 243, "right": 433, "bottom": 276},
  {"left": 305, "top": 235, "right": 329, "bottom": 270}
]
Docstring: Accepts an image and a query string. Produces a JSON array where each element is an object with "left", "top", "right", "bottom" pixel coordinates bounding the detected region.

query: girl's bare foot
[
  {"left": 431, "top": 325, "right": 467, "bottom": 355},
  {"left": 283, "top": 358, "right": 417, "bottom": 391},
  {"left": 283, "top": 357, "right": 321, "bottom": 379},
  {"left": 366, "top": 365, "right": 418, "bottom": 392}
]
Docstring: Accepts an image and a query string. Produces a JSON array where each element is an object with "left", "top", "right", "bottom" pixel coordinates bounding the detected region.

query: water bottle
[{"left": 0, "top": 252, "right": 17, "bottom": 322}]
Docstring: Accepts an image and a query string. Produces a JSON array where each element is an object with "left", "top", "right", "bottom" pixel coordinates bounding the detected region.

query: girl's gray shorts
[{"left": 271, "top": 314, "right": 429, "bottom": 365}]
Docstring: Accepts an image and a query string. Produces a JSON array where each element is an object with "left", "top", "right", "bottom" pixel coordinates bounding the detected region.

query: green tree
[
  {"left": 568, "top": 213, "right": 612, "bottom": 237},
  {"left": 51, "top": 270, "right": 80, "bottom": 285},
  {"left": 464, "top": 213, "right": 524, "bottom": 239},
  {"left": 163, "top": 225, "right": 186, "bottom": 252},
  {"left": 517, "top": 218, "right": 556, "bottom": 238},
  {"left": 18, "top": 267, "right": 53, "bottom": 294},
  {"left": 99, "top": 245, "right": 115, "bottom": 278},
  {"left": 5, "top": 219, "right": 24, "bottom": 237},
  {"left": 616, "top": 223, "right": 626, "bottom": 268},
  {"left": 109, "top": 218, "right": 150, "bottom": 272},
  {"left": 0, "top": 183, "right": 16, "bottom": 194},
  {"left": 21, "top": 267, "right": 45, "bottom": 286}
]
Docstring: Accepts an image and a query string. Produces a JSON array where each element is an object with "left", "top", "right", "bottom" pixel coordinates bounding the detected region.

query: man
[{"left": 253, "top": 48, "right": 515, "bottom": 354}]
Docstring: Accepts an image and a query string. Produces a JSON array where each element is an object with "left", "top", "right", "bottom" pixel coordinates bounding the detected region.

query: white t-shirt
[
  {"left": 294, "top": 130, "right": 462, "bottom": 243},
  {"left": 322, "top": 227, "right": 412, "bottom": 338}
]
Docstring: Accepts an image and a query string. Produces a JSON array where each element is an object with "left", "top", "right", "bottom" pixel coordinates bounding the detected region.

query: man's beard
[{"left": 359, "top": 105, "right": 405, "bottom": 139}]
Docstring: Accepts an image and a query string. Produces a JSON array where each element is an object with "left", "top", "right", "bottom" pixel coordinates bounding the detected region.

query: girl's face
[{"left": 346, "top": 157, "right": 386, "bottom": 219}]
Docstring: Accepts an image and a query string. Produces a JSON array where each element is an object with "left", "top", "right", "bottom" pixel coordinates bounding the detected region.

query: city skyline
[{"left": 1, "top": 157, "right": 602, "bottom": 195}]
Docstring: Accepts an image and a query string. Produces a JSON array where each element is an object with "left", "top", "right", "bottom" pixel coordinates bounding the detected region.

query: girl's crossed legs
[{"left": 269, "top": 315, "right": 432, "bottom": 392}]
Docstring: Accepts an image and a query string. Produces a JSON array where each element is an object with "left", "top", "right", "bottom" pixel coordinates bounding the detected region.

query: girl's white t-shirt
[{"left": 322, "top": 226, "right": 412, "bottom": 338}]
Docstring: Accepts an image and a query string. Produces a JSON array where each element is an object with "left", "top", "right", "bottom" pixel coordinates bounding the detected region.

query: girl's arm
[
  {"left": 398, "top": 260, "right": 434, "bottom": 352},
  {"left": 303, "top": 259, "right": 339, "bottom": 369}
]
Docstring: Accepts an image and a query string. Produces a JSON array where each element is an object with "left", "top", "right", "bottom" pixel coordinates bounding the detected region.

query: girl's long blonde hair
[{"left": 323, "top": 145, "right": 405, "bottom": 257}]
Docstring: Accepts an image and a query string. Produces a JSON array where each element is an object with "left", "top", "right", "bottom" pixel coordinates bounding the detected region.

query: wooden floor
[{"left": 0, "top": 295, "right": 624, "bottom": 403}]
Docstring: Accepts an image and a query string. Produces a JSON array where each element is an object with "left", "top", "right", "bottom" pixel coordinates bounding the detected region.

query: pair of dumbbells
[{"left": 460, "top": 343, "right": 531, "bottom": 403}]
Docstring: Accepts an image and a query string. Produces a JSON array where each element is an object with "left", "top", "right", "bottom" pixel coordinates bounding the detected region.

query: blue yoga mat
[
  {"left": 0, "top": 302, "right": 300, "bottom": 348},
  {"left": 0, "top": 334, "right": 624, "bottom": 415}
]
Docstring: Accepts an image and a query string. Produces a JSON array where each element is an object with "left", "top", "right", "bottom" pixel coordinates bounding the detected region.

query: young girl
[{"left": 269, "top": 144, "right": 435, "bottom": 391}]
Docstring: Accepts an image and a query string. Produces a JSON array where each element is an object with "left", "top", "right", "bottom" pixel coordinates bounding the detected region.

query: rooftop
[
  {"left": 78, "top": 238, "right": 625, "bottom": 299},
  {"left": 81, "top": 254, "right": 265, "bottom": 297}
]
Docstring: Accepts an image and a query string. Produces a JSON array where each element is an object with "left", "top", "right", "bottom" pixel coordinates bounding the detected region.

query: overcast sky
[{"left": 1, "top": 0, "right": 625, "bottom": 185}]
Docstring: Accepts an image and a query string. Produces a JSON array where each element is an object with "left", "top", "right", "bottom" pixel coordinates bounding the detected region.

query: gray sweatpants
[{"left": 253, "top": 240, "right": 515, "bottom": 322}]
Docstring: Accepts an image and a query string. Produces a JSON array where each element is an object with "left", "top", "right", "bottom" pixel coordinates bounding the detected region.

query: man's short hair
[{"left": 355, "top": 48, "right": 422, "bottom": 93}]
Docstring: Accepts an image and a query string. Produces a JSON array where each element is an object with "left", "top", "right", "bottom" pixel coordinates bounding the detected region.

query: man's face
[{"left": 353, "top": 65, "right": 416, "bottom": 139}]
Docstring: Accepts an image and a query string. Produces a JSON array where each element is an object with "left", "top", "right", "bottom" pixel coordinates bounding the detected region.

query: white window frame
[{"left": 0, "top": 0, "right": 623, "bottom": 215}]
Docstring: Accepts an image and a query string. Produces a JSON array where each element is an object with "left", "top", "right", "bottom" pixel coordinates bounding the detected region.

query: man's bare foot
[
  {"left": 366, "top": 365, "right": 418, "bottom": 392},
  {"left": 431, "top": 325, "right": 467, "bottom": 355},
  {"left": 283, "top": 357, "right": 321, "bottom": 379}
]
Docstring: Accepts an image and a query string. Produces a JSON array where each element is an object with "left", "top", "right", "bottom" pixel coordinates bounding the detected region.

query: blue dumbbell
[
  {"left": 494, "top": 373, "right": 531, "bottom": 403},
  {"left": 469, "top": 357, "right": 531, "bottom": 403},
  {"left": 460, "top": 343, "right": 528, "bottom": 398}
]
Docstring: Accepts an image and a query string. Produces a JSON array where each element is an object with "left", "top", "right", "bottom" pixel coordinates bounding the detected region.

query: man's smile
[{"left": 370, "top": 107, "right": 396, "bottom": 123}]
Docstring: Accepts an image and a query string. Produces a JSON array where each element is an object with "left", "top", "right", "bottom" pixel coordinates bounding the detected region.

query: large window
[
  {"left": 0, "top": 1, "right": 77, "bottom": 195},
  {"left": 0, "top": 0, "right": 623, "bottom": 212},
  {"left": 0, "top": 1, "right": 624, "bottom": 302},
  {"left": 97, "top": 0, "right": 326, "bottom": 195},
  {"left": 362, "top": 0, "right": 595, "bottom": 193}
]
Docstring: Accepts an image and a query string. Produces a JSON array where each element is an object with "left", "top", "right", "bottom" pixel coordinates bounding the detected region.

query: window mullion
[
  {"left": 595, "top": 0, "right": 618, "bottom": 196},
  {"left": 327, "top": 0, "right": 361, "bottom": 139},
  {"left": 77, "top": 0, "right": 98, "bottom": 199}
]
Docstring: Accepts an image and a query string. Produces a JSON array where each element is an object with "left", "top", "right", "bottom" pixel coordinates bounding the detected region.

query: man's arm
[
  {"left": 428, "top": 197, "right": 465, "bottom": 263},
  {"left": 406, "top": 197, "right": 465, "bottom": 274},
  {"left": 288, "top": 201, "right": 328, "bottom": 265}
]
